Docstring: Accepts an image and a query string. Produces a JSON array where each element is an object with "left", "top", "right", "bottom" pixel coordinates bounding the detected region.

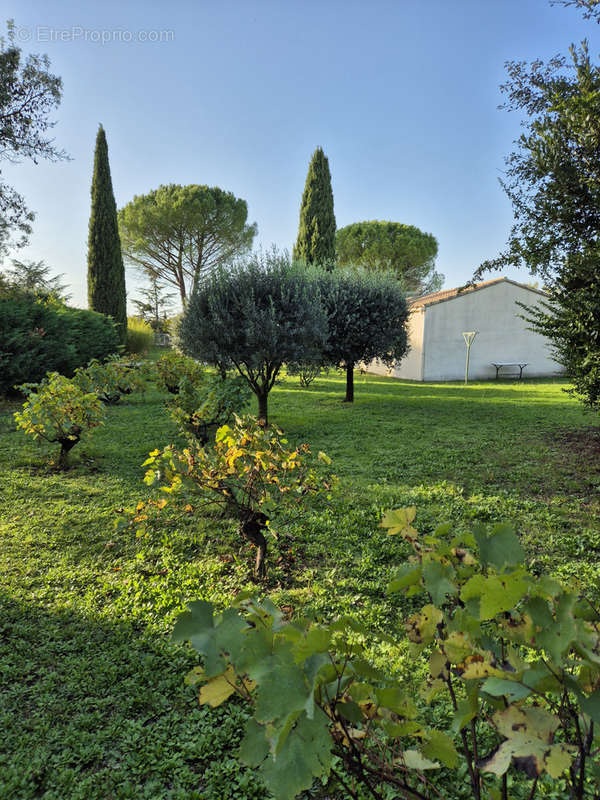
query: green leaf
[
  {"left": 337, "top": 701, "right": 363, "bottom": 724},
  {"left": 171, "top": 599, "right": 214, "bottom": 643},
  {"left": 451, "top": 690, "right": 478, "bottom": 733},
  {"left": 481, "top": 677, "right": 532, "bottom": 701},
  {"left": 429, "top": 650, "right": 448, "bottom": 679},
  {"left": 254, "top": 658, "right": 311, "bottom": 724},
  {"left": 239, "top": 718, "right": 269, "bottom": 768},
  {"left": 536, "top": 593, "right": 577, "bottom": 662},
  {"left": 401, "top": 749, "right": 440, "bottom": 770},
  {"left": 422, "top": 560, "right": 457, "bottom": 605},
  {"left": 375, "top": 687, "right": 417, "bottom": 718},
  {"left": 473, "top": 523, "right": 524, "bottom": 571},
  {"left": 387, "top": 563, "right": 422, "bottom": 594},
  {"left": 292, "top": 626, "right": 331, "bottom": 662},
  {"left": 259, "top": 710, "right": 332, "bottom": 800},
  {"left": 545, "top": 745, "right": 572, "bottom": 779},
  {"left": 461, "top": 573, "right": 529, "bottom": 620},
  {"left": 421, "top": 730, "right": 458, "bottom": 768},
  {"left": 581, "top": 689, "right": 600, "bottom": 725}
]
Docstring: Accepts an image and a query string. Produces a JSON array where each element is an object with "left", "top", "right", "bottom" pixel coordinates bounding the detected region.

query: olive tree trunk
[
  {"left": 344, "top": 363, "right": 355, "bottom": 403},
  {"left": 257, "top": 390, "right": 269, "bottom": 426}
]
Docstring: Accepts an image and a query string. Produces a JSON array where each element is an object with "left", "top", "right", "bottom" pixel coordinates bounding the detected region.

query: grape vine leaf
[
  {"left": 258, "top": 709, "right": 332, "bottom": 800},
  {"left": 473, "top": 523, "right": 524, "bottom": 571}
]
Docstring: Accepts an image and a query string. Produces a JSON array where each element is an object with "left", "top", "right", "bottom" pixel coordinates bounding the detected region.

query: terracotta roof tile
[{"left": 408, "top": 277, "right": 545, "bottom": 308}]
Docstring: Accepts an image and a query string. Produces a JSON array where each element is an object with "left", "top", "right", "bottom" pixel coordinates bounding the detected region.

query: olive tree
[
  {"left": 179, "top": 249, "right": 326, "bottom": 425},
  {"left": 320, "top": 269, "right": 409, "bottom": 402}
]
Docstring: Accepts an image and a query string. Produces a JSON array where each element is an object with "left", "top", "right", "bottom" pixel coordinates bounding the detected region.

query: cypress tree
[
  {"left": 293, "top": 146, "right": 336, "bottom": 269},
  {"left": 87, "top": 125, "right": 127, "bottom": 344}
]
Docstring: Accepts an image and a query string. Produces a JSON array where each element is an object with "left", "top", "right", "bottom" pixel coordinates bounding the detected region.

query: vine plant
[
  {"left": 141, "top": 415, "right": 334, "bottom": 576},
  {"left": 14, "top": 372, "right": 104, "bottom": 467},
  {"left": 173, "top": 509, "right": 600, "bottom": 799}
]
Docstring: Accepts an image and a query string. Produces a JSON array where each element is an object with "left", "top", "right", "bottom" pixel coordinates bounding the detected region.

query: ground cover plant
[{"left": 2, "top": 365, "right": 600, "bottom": 799}]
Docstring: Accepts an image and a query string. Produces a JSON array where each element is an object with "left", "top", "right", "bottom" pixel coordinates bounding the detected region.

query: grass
[{"left": 1, "top": 368, "right": 599, "bottom": 799}]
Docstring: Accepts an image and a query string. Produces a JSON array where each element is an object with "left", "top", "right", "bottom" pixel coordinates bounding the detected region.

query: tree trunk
[
  {"left": 344, "top": 363, "right": 355, "bottom": 403},
  {"left": 257, "top": 390, "right": 268, "bottom": 426},
  {"left": 239, "top": 511, "right": 268, "bottom": 578},
  {"left": 58, "top": 435, "right": 80, "bottom": 469}
]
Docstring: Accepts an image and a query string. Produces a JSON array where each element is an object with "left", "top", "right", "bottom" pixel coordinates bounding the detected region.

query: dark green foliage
[
  {"left": 118, "top": 184, "right": 257, "bottom": 306},
  {"left": 293, "top": 147, "right": 336, "bottom": 269},
  {"left": 168, "top": 370, "right": 251, "bottom": 444},
  {"left": 476, "top": 41, "right": 600, "bottom": 410},
  {"left": 524, "top": 246, "right": 600, "bottom": 409},
  {"left": 0, "top": 289, "right": 119, "bottom": 394},
  {"left": 87, "top": 125, "right": 127, "bottom": 344},
  {"left": 319, "top": 269, "right": 409, "bottom": 402},
  {"left": 336, "top": 221, "right": 441, "bottom": 294},
  {"left": 0, "top": 21, "right": 67, "bottom": 255},
  {"left": 179, "top": 250, "right": 327, "bottom": 424}
]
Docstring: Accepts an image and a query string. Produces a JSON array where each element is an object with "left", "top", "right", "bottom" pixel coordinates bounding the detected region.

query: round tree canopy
[{"left": 336, "top": 220, "right": 441, "bottom": 295}]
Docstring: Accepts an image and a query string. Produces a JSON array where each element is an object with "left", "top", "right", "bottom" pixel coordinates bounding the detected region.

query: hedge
[{"left": 0, "top": 290, "right": 120, "bottom": 394}]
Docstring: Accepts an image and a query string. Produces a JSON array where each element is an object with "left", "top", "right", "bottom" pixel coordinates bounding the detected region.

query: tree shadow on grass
[{"left": 0, "top": 592, "right": 266, "bottom": 800}]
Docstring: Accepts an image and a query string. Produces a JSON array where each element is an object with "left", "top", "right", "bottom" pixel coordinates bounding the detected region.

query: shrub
[
  {"left": 73, "top": 356, "right": 149, "bottom": 404},
  {"left": 174, "top": 511, "right": 600, "bottom": 800},
  {"left": 125, "top": 316, "right": 154, "bottom": 354},
  {"left": 141, "top": 416, "right": 334, "bottom": 576},
  {"left": 168, "top": 370, "right": 252, "bottom": 444},
  {"left": 14, "top": 373, "right": 105, "bottom": 468},
  {"left": 155, "top": 350, "right": 203, "bottom": 394},
  {"left": 0, "top": 289, "right": 120, "bottom": 394},
  {"left": 285, "top": 361, "right": 327, "bottom": 388}
]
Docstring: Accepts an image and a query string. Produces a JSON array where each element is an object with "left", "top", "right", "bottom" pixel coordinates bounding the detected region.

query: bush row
[{"left": 0, "top": 289, "right": 120, "bottom": 394}]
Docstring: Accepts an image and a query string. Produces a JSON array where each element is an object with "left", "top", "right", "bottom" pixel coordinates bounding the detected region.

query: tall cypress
[
  {"left": 293, "top": 146, "right": 336, "bottom": 269},
  {"left": 87, "top": 125, "right": 127, "bottom": 344}
]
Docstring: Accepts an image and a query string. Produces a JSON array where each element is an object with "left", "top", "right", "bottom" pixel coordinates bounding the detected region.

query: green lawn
[{"left": 1, "top": 371, "right": 599, "bottom": 799}]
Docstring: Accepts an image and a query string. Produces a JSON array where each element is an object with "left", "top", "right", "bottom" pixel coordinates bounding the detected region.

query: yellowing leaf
[
  {"left": 380, "top": 507, "right": 417, "bottom": 537},
  {"left": 461, "top": 659, "right": 503, "bottom": 680},
  {"left": 429, "top": 650, "right": 448, "bottom": 679},
  {"left": 400, "top": 749, "right": 440, "bottom": 770},
  {"left": 198, "top": 665, "right": 237, "bottom": 707}
]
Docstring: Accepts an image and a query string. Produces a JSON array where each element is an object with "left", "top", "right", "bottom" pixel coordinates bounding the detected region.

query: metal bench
[{"left": 490, "top": 362, "right": 528, "bottom": 379}]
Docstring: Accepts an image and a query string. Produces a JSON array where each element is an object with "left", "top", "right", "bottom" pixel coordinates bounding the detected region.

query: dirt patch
[{"left": 549, "top": 426, "right": 600, "bottom": 463}]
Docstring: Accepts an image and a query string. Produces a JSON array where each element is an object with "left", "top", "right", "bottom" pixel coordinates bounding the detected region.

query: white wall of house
[
  {"left": 392, "top": 307, "right": 424, "bottom": 380},
  {"left": 364, "top": 278, "right": 563, "bottom": 382},
  {"left": 421, "top": 280, "right": 561, "bottom": 381},
  {"left": 366, "top": 308, "right": 425, "bottom": 380}
]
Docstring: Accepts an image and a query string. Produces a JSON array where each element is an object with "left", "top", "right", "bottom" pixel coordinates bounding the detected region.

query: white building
[{"left": 367, "top": 277, "right": 563, "bottom": 382}]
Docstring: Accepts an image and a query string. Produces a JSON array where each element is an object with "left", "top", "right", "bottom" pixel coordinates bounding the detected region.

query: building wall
[
  {"left": 422, "top": 280, "right": 562, "bottom": 381},
  {"left": 363, "top": 308, "right": 424, "bottom": 379},
  {"left": 393, "top": 307, "right": 424, "bottom": 380}
]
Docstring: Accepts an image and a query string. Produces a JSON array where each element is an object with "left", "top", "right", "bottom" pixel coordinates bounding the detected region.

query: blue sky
[{"left": 2, "top": 0, "right": 598, "bottom": 309}]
